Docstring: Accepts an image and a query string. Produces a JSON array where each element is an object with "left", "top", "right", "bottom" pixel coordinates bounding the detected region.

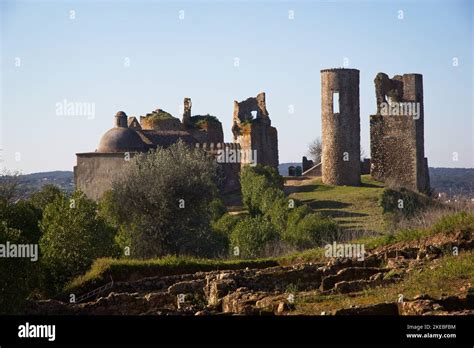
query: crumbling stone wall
[
  {"left": 188, "top": 120, "right": 224, "bottom": 144},
  {"left": 181, "top": 98, "right": 224, "bottom": 143},
  {"left": 232, "top": 92, "right": 279, "bottom": 168},
  {"left": 140, "top": 109, "right": 182, "bottom": 131},
  {"left": 370, "top": 73, "right": 430, "bottom": 192},
  {"left": 74, "top": 153, "right": 132, "bottom": 201},
  {"left": 321, "top": 68, "right": 361, "bottom": 186}
]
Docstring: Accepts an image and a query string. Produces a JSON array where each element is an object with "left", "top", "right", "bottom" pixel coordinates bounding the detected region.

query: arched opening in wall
[
  {"left": 251, "top": 110, "right": 257, "bottom": 119},
  {"left": 332, "top": 91, "right": 340, "bottom": 114}
]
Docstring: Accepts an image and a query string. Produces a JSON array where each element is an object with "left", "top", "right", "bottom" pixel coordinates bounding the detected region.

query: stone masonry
[
  {"left": 321, "top": 68, "right": 361, "bottom": 186},
  {"left": 370, "top": 73, "right": 430, "bottom": 192},
  {"left": 231, "top": 92, "right": 279, "bottom": 168}
]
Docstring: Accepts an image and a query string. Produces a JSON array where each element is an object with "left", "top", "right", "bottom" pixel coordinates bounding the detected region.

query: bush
[
  {"left": 209, "top": 199, "right": 227, "bottom": 223},
  {"left": 0, "top": 200, "right": 42, "bottom": 244},
  {"left": 431, "top": 211, "right": 474, "bottom": 236},
  {"left": 39, "top": 191, "right": 118, "bottom": 292},
  {"left": 283, "top": 207, "right": 339, "bottom": 249},
  {"left": 212, "top": 214, "right": 239, "bottom": 236},
  {"left": 380, "top": 188, "right": 432, "bottom": 218},
  {"left": 261, "top": 188, "right": 291, "bottom": 233},
  {"left": 229, "top": 216, "right": 278, "bottom": 258},
  {"left": 29, "top": 184, "right": 64, "bottom": 212},
  {"left": 109, "top": 141, "right": 220, "bottom": 258},
  {"left": 0, "top": 223, "right": 34, "bottom": 314},
  {"left": 240, "top": 165, "right": 284, "bottom": 215}
]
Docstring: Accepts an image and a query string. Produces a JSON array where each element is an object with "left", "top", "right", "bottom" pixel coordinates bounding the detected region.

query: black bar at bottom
[{"left": 0, "top": 315, "right": 472, "bottom": 346}]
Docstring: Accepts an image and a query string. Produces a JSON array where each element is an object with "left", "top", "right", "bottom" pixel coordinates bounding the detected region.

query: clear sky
[{"left": 1, "top": 0, "right": 473, "bottom": 174}]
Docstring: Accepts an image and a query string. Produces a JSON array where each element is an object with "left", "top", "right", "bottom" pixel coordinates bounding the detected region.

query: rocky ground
[{"left": 26, "top": 229, "right": 474, "bottom": 316}]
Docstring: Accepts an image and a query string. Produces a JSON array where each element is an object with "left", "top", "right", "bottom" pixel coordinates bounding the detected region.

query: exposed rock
[
  {"left": 221, "top": 289, "right": 273, "bottom": 315},
  {"left": 398, "top": 300, "right": 436, "bottom": 315},
  {"left": 334, "top": 278, "right": 383, "bottom": 294},
  {"left": 167, "top": 279, "right": 205, "bottom": 295},
  {"left": 334, "top": 303, "right": 399, "bottom": 315},
  {"left": 320, "top": 267, "right": 387, "bottom": 291}
]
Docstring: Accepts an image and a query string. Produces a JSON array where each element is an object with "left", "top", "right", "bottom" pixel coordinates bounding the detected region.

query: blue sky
[{"left": 1, "top": 0, "right": 473, "bottom": 173}]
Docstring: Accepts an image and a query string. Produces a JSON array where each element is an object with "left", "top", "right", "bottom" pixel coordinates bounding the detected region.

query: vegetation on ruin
[
  {"left": 145, "top": 109, "right": 176, "bottom": 121},
  {"left": 65, "top": 256, "right": 279, "bottom": 296},
  {"left": 190, "top": 114, "right": 221, "bottom": 128}
]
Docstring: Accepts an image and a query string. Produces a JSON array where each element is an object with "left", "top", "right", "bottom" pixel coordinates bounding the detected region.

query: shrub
[
  {"left": 212, "top": 214, "right": 240, "bottom": 236},
  {"left": 380, "top": 188, "right": 432, "bottom": 218},
  {"left": 431, "top": 211, "right": 474, "bottom": 236},
  {"left": 259, "top": 188, "right": 290, "bottom": 232},
  {"left": 0, "top": 200, "right": 42, "bottom": 244},
  {"left": 109, "top": 141, "right": 220, "bottom": 258},
  {"left": 229, "top": 216, "right": 278, "bottom": 258},
  {"left": 39, "top": 191, "right": 118, "bottom": 292},
  {"left": 240, "top": 165, "right": 284, "bottom": 215},
  {"left": 0, "top": 223, "right": 34, "bottom": 314},
  {"left": 209, "top": 199, "right": 227, "bottom": 223},
  {"left": 29, "top": 184, "right": 64, "bottom": 212},
  {"left": 283, "top": 207, "right": 339, "bottom": 249}
]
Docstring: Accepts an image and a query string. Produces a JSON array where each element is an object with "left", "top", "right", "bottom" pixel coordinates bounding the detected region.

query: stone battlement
[
  {"left": 195, "top": 142, "right": 241, "bottom": 151},
  {"left": 320, "top": 68, "right": 360, "bottom": 73}
]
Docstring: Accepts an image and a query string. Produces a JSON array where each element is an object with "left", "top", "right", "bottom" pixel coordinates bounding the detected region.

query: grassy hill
[{"left": 285, "top": 175, "right": 387, "bottom": 238}]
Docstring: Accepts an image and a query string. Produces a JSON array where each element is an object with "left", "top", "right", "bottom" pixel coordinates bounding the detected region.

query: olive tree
[{"left": 109, "top": 141, "right": 221, "bottom": 258}]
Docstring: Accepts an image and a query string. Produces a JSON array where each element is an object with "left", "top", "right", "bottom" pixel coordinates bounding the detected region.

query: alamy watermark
[
  {"left": 324, "top": 242, "right": 365, "bottom": 261},
  {"left": 55, "top": 99, "right": 95, "bottom": 119},
  {"left": 379, "top": 101, "right": 420, "bottom": 119},
  {"left": 0, "top": 241, "right": 38, "bottom": 261},
  {"left": 216, "top": 148, "right": 257, "bottom": 166},
  {"left": 18, "top": 322, "right": 55, "bottom": 341}
]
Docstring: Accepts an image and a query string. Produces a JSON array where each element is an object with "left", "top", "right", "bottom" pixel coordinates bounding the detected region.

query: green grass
[
  {"left": 65, "top": 256, "right": 278, "bottom": 295},
  {"left": 355, "top": 211, "right": 474, "bottom": 250},
  {"left": 280, "top": 212, "right": 474, "bottom": 264},
  {"left": 288, "top": 175, "right": 387, "bottom": 236},
  {"left": 146, "top": 109, "right": 176, "bottom": 121},
  {"left": 190, "top": 115, "right": 221, "bottom": 126}
]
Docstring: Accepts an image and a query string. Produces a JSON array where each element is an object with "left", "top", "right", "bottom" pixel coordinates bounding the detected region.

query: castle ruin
[
  {"left": 321, "top": 68, "right": 361, "bottom": 186},
  {"left": 75, "top": 93, "right": 278, "bottom": 200},
  {"left": 232, "top": 92, "right": 279, "bottom": 168},
  {"left": 370, "top": 73, "right": 430, "bottom": 192}
]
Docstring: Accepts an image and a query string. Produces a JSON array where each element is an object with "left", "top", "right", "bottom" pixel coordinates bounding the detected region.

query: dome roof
[{"left": 98, "top": 127, "right": 145, "bottom": 153}]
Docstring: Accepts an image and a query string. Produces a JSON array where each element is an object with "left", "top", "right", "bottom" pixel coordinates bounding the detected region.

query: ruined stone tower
[
  {"left": 232, "top": 92, "right": 279, "bottom": 168},
  {"left": 370, "top": 73, "right": 430, "bottom": 192},
  {"left": 321, "top": 68, "right": 360, "bottom": 186}
]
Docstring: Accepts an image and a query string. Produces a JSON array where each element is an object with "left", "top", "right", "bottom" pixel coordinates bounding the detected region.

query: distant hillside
[
  {"left": 15, "top": 171, "right": 74, "bottom": 198},
  {"left": 429, "top": 167, "right": 474, "bottom": 196}
]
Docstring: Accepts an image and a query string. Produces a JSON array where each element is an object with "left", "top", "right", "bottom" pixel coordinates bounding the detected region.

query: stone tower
[
  {"left": 370, "top": 73, "right": 429, "bottom": 192},
  {"left": 321, "top": 68, "right": 361, "bottom": 186},
  {"left": 232, "top": 92, "right": 279, "bottom": 168},
  {"left": 182, "top": 97, "right": 193, "bottom": 128}
]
